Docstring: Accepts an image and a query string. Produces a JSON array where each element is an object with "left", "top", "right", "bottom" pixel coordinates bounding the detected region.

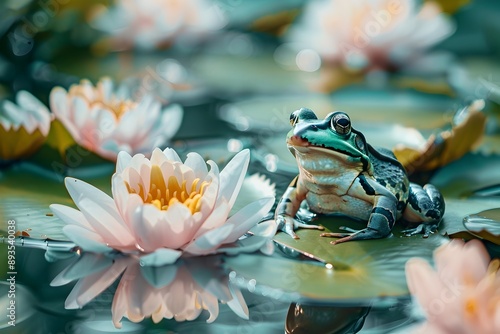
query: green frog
[{"left": 275, "top": 108, "right": 445, "bottom": 244}]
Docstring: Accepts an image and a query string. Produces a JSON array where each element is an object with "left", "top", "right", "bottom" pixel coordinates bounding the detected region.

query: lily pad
[
  {"left": 0, "top": 165, "right": 112, "bottom": 240},
  {"left": 226, "top": 215, "right": 448, "bottom": 304},
  {"left": 430, "top": 153, "right": 500, "bottom": 198},
  {"left": 226, "top": 195, "right": 500, "bottom": 303},
  {"left": 464, "top": 208, "right": 500, "bottom": 244},
  {"left": 439, "top": 198, "right": 500, "bottom": 238},
  {"left": 219, "top": 89, "right": 453, "bottom": 134}
]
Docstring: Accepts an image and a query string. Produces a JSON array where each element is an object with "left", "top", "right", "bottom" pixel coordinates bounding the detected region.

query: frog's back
[{"left": 368, "top": 145, "right": 409, "bottom": 213}]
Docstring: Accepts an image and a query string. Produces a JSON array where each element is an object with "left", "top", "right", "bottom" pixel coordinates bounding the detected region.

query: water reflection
[
  {"left": 285, "top": 303, "right": 370, "bottom": 334},
  {"left": 51, "top": 252, "right": 249, "bottom": 328}
]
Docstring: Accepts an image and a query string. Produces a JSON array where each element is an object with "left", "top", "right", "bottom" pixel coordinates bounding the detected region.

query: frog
[{"left": 275, "top": 108, "right": 445, "bottom": 244}]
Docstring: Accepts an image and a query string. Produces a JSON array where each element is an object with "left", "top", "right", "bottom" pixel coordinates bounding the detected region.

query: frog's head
[{"left": 287, "top": 108, "right": 372, "bottom": 172}]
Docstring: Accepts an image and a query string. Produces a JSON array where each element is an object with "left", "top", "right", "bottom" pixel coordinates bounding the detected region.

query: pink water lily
[
  {"left": 50, "top": 148, "right": 276, "bottom": 265},
  {"left": 287, "top": 0, "right": 454, "bottom": 71},
  {"left": 92, "top": 0, "right": 226, "bottom": 51},
  {"left": 50, "top": 77, "right": 183, "bottom": 160},
  {"left": 406, "top": 239, "right": 500, "bottom": 334}
]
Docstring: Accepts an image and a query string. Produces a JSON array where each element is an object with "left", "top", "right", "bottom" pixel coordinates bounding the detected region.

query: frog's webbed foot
[
  {"left": 402, "top": 183, "right": 444, "bottom": 238},
  {"left": 402, "top": 223, "right": 438, "bottom": 238},
  {"left": 277, "top": 215, "right": 324, "bottom": 240},
  {"left": 321, "top": 227, "right": 390, "bottom": 245}
]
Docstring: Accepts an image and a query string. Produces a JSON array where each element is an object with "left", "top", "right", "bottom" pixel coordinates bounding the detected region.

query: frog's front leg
[
  {"left": 402, "top": 183, "right": 445, "bottom": 238},
  {"left": 275, "top": 176, "right": 324, "bottom": 239},
  {"left": 321, "top": 175, "right": 396, "bottom": 244}
]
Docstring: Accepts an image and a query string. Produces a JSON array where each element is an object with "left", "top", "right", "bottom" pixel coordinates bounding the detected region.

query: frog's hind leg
[{"left": 402, "top": 183, "right": 445, "bottom": 237}]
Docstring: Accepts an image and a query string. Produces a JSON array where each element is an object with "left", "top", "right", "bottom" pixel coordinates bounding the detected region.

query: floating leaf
[
  {"left": 44, "top": 119, "right": 76, "bottom": 160},
  {"left": 429, "top": 0, "right": 470, "bottom": 14},
  {"left": 226, "top": 215, "right": 448, "bottom": 303},
  {"left": 0, "top": 166, "right": 111, "bottom": 240},
  {"left": 439, "top": 198, "right": 500, "bottom": 238},
  {"left": 430, "top": 153, "right": 500, "bottom": 198},
  {"left": 226, "top": 195, "right": 500, "bottom": 302},
  {"left": 312, "top": 65, "right": 363, "bottom": 93},
  {"left": 393, "top": 100, "right": 487, "bottom": 175},
  {"left": 250, "top": 9, "right": 299, "bottom": 35},
  {"left": 463, "top": 208, "right": 500, "bottom": 245}
]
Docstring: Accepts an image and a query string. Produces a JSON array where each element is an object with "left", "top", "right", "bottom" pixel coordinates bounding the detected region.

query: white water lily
[
  {"left": 92, "top": 0, "right": 226, "bottom": 51},
  {"left": 0, "top": 91, "right": 52, "bottom": 160},
  {"left": 287, "top": 0, "right": 454, "bottom": 71},
  {"left": 50, "top": 148, "right": 276, "bottom": 265},
  {"left": 50, "top": 77, "right": 183, "bottom": 160}
]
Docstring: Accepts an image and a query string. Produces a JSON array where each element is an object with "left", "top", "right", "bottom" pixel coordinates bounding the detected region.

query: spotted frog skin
[{"left": 275, "top": 108, "right": 445, "bottom": 244}]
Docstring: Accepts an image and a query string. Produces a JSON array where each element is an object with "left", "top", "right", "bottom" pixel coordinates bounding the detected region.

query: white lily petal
[
  {"left": 62, "top": 225, "right": 111, "bottom": 253},
  {"left": 139, "top": 248, "right": 182, "bottom": 267},
  {"left": 162, "top": 147, "right": 182, "bottom": 162},
  {"left": 193, "top": 199, "right": 230, "bottom": 239},
  {"left": 71, "top": 95, "right": 91, "bottom": 130},
  {"left": 78, "top": 197, "right": 134, "bottom": 247},
  {"left": 184, "top": 152, "right": 209, "bottom": 179},
  {"left": 116, "top": 151, "right": 133, "bottom": 173},
  {"left": 217, "top": 149, "right": 250, "bottom": 208},
  {"left": 159, "top": 103, "right": 183, "bottom": 137},
  {"left": 49, "top": 87, "right": 69, "bottom": 119},
  {"left": 221, "top": 197, "right": 275, "bottom": 244},
  {"left": 49, "top": 204, "right": 92, "bottom": 230},
  {"left": 65, "top": 177, "right": 116, "bottom": 214},
  {"left": 183, "top": 223, "right": 234, "bottom": 255}
]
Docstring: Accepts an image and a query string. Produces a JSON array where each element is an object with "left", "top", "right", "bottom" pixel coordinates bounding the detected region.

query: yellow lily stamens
[{"left": 126, "top": 165, "right": 210, "bottom": 214}]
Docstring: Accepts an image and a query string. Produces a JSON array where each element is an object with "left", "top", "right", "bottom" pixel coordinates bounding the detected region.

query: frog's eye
[{"left": 331, "top": 112, "right": 351, "bottom": 135}]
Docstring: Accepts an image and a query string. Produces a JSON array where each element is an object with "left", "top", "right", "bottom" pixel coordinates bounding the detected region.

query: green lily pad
[
  {"left": 219, "top": 90, "right": 453, "bottom": 134},
  {"left": 226, "top": 195, "right": 500, "bottom": 303},
  {"left": 226, "top": 215, "right": 448, "bottom": 304},
  {"left": 439, "top": 198, "right": 500, "bottom": 238},
  {"left": 464, "top": 208, "right": 500, "bottom": 244},
  {"left": 0, "top": 165, "right": 112, "bottom": 240},
  {"left": 430, "top": 153, "right": 500, "bottom": 198}
]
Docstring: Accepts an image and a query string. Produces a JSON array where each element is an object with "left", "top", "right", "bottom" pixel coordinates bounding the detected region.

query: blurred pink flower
[
  {"left": 50, "top": 77, "right": 182, "bottom": 160},
  {"left": 92, "top": 0, "right": 226, "bottom": 50},
  {"left": 288, "top": 0, "right": 454, "bottom": 71},
  {"left": 50, "top": 148, "right": 276, "bottom": 265},
  {"left": 51, "top": 253, "right": 249, "bottom": 327},
  {"left": 406, "top": 239, "right": 500, "bottom": 334}
]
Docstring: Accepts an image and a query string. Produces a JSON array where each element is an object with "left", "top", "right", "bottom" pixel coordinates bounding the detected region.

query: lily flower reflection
[
  {"left": 51, "top": 253, "right": 249, "bottom": 327},
  {"left": 406, "top": 239, "right": 500, "bottom": 334},
  {"left": 0, "top": 91, "right": 52, "bottom": 161},
  {"left": 287, "top": 0, "right": 454, "bottom": 72},
  {"left": 50, "top": 148, "right": 276, "bottom": 265},
  {"left": 50, "top": 77, "right": 183, "bottom": 161},
  {"left": 91, "top": 0, "right": 226, "bottom": 51}
]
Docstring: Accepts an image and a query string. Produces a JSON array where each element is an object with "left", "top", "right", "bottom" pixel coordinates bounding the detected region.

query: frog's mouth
[
  {"left": 287, "top": 135, "right": 310, "bottom": 148},
  {"left": 288, "top": 135, "right": 362, "bottom": 160}
]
